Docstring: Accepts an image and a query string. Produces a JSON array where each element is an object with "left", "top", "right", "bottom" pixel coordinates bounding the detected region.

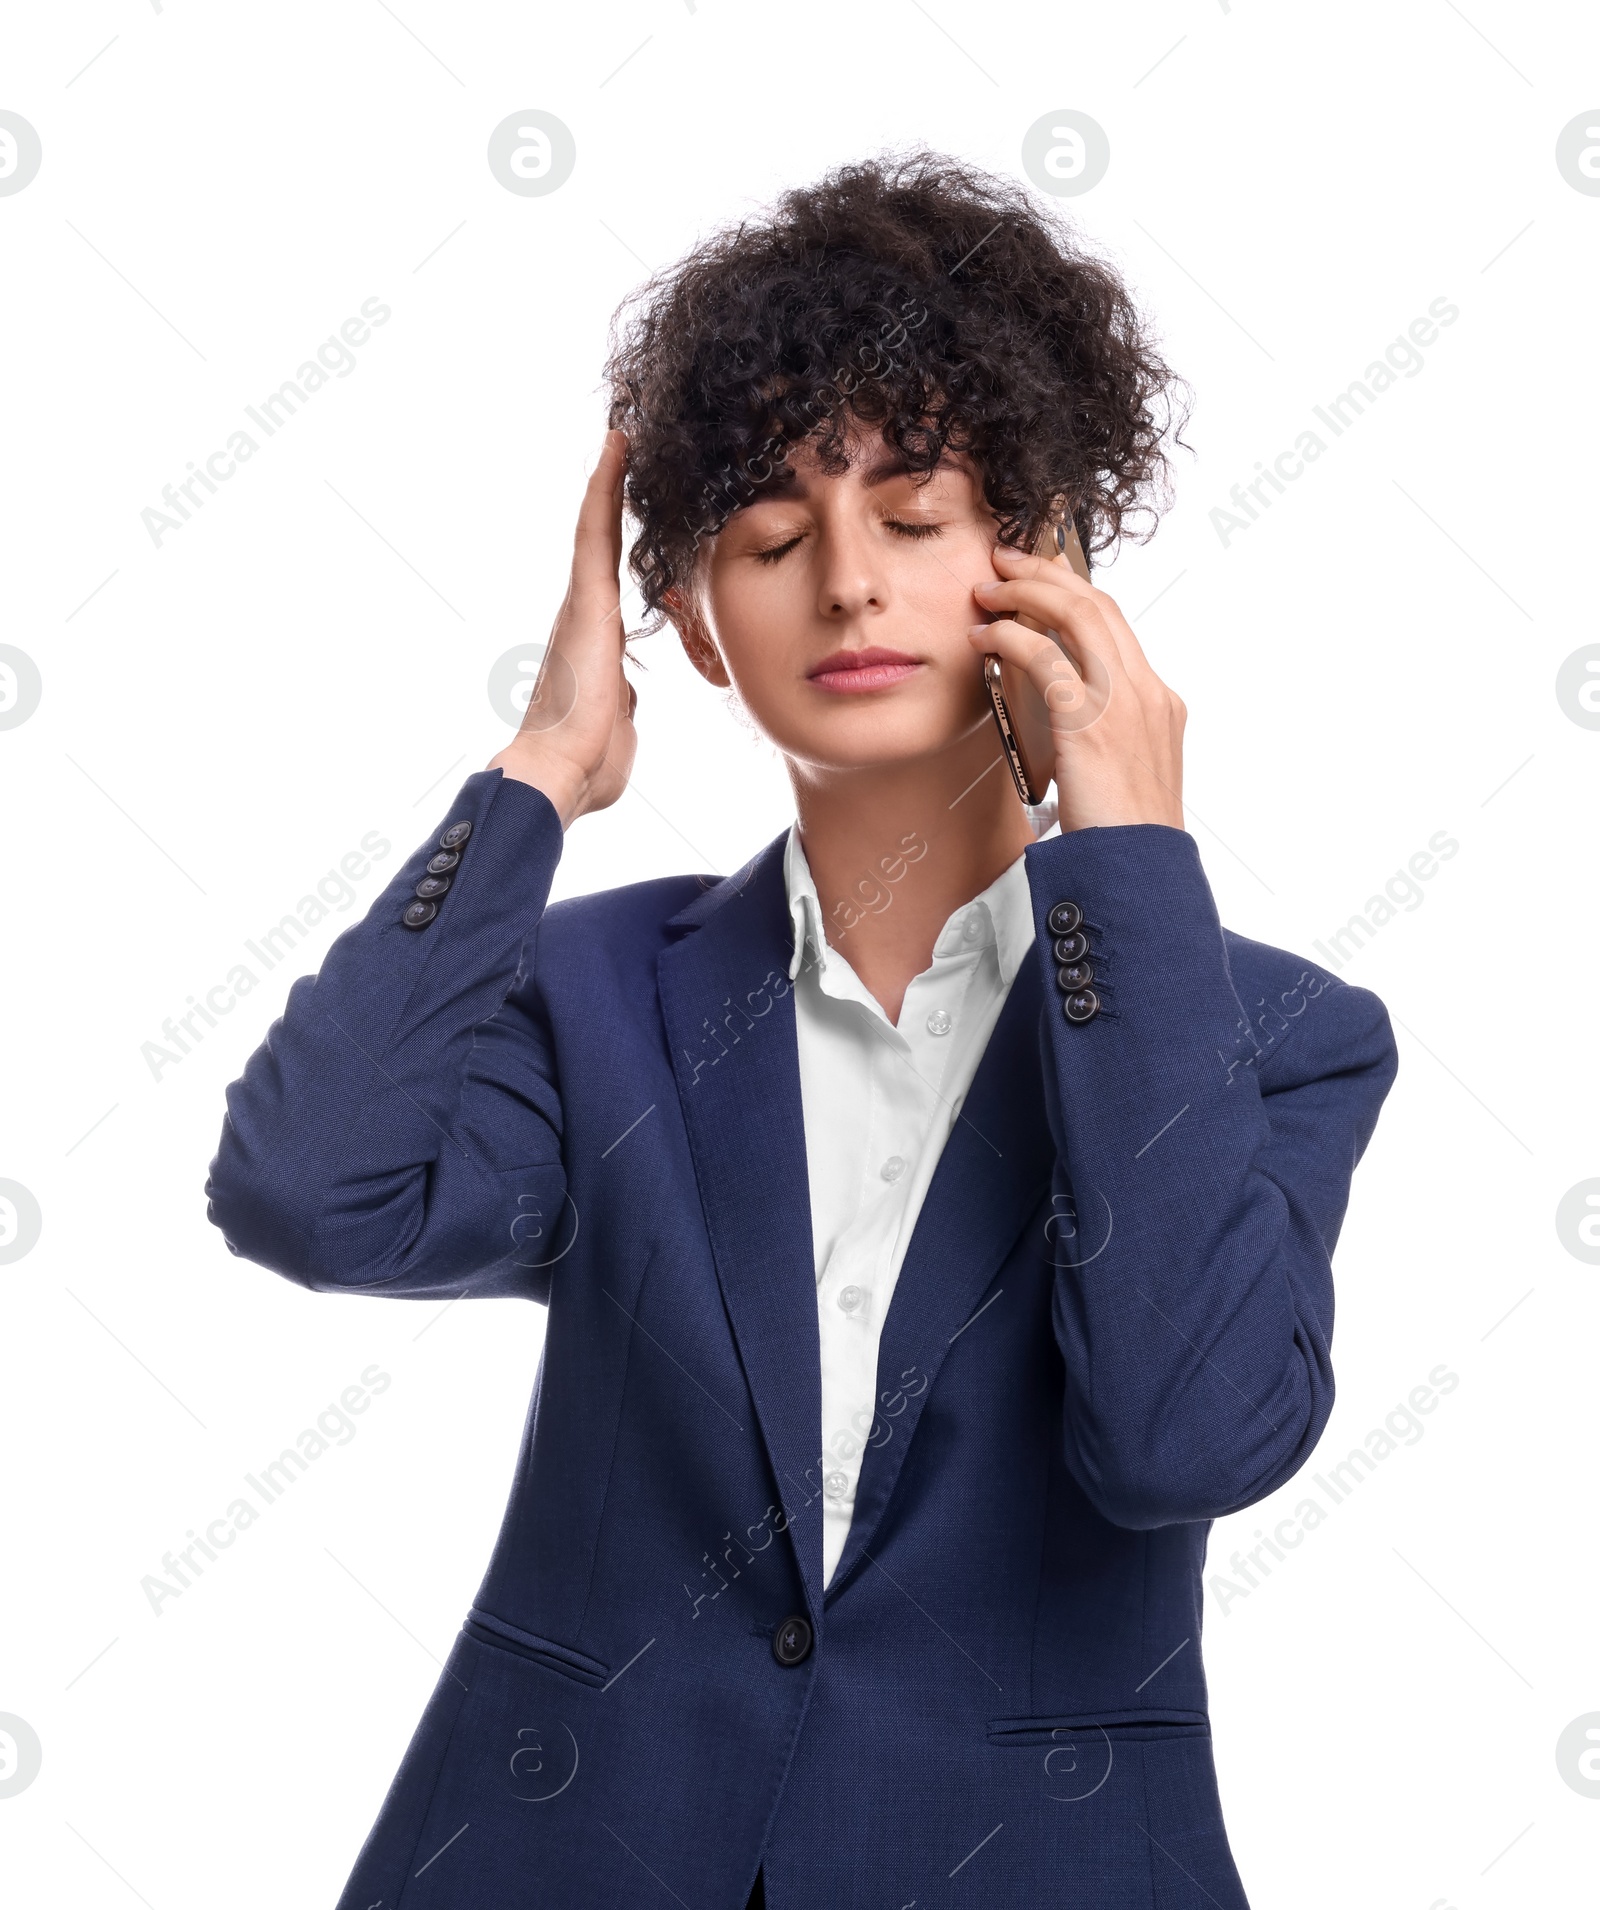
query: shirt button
[
  {"left": 962, "top": 913, "right": 983, "bottom": 942},
  {"left": 838, "top": 1284, "right": 865, "bottom": 1313},
  {"left": 925, "top": 1008, "right": 953, "bottom": 1036},
  {"left": 824, "top": 1470, "right": 849, "bottom": 1498},
  {"left": 879, "top": 1156, "right": 906, "bottom": 1182}
]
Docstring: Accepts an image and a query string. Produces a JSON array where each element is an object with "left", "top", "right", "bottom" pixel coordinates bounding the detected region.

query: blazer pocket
[
  {"left": 987, "top": 1707, "right": 1210, "bottom": 1747},
  {"left": 463, "top": 1606, "right": 611, "bottom": 1688}
]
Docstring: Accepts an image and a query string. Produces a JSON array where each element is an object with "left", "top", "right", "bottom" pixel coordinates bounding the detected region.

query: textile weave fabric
[{"left": 207, "top": 767, "right": 1397, "bottom": 1908}]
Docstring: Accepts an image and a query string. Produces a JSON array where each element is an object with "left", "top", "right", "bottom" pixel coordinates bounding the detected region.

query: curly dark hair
[{"left": 603, "top": 149, "right": 1187, "bottom": 633}]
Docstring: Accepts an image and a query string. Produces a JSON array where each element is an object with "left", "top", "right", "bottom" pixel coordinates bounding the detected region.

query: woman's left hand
[{"left": 967, "top": 543, "right": 1186, "bottom": 833}]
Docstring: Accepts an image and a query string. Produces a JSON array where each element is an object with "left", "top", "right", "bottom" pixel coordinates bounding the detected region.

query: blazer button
[
  {"left": 1063, "top": 987, "right": 1101, "bottom": 1024},
  {"left": 414, "top": 874, "right": 452, "bottom": 900},
  {"left": 1057, "top": 960, "right": 1093, "bottom": 991},
  {"left": 1052, "top": 930, "right": 1088, "bottom": 964},
  {"left": 402, "top": 899, "right": 438, "bottom": 930},
  {"left": 426, "top": 849, "right": 461, "bottom": 875},
  {"left": 772, "top": 1615, "right": 813, "bottom": 1667},
  {"left": 439, "top": 820, "right": 472, "bottom": 850},
  {"left": 1047, "top": 901, "right": 1082, "bottom": 936}
]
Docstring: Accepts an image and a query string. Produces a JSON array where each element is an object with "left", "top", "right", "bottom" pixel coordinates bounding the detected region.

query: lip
[{"left": 806, "top": 646, "right": 924, "bottom": 694}]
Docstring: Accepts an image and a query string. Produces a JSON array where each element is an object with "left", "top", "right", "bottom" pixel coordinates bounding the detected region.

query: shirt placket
[
  {"left": 817, "top": 1021, "right": 906, "bottom": 1528},
  {"left": 896, "top": 926, "right": 985, "bottom": 1148},
  {"left": 816, "top": 934, "right": 988, "bottom": 1543}
]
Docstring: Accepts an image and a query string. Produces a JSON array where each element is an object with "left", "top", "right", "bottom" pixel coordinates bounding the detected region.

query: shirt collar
[{"left": 783, "top": 820, "right": 1057, "bottom": 990}]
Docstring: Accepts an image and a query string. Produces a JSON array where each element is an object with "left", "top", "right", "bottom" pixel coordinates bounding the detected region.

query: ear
[{"left": 664, "top": 587, "right": 731, "bottom": 688}]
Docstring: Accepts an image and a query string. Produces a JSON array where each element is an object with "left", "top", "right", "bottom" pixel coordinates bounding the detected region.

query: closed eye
[{"left": 749, "top": 518, "right": 945, "bottom": 565}]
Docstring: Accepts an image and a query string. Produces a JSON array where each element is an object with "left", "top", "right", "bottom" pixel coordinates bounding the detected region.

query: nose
[{"left": 815, "top": 516, "right": 886, "bottom": 622}]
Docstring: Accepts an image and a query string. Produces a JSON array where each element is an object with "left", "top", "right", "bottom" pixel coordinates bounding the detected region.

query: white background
[{"left": 2, "top": 2, "right": 1596, "bottom": 1905}]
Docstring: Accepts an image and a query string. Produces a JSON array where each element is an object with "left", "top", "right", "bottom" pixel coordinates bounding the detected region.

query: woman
[{"left": 207, "top": 153, "right": 1397, "bottom": 1909}]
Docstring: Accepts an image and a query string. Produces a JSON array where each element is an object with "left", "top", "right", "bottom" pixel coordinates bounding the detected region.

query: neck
[{"left": 787, "top": 719, "right": 1036, "bottom": 1025}]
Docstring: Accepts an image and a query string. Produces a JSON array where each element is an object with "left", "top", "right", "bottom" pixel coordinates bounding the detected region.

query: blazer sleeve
[
  {"left": 205, "top": 768, "right": 572, "bottom": 1302},
  {"left": 1023, "top": 824, "right": 1398, "bottom": 1530}
]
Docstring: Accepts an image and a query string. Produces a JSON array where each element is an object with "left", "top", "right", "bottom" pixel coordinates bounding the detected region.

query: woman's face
[{"left": 676, "top": 420, "right": 1006, "bottom": 775}]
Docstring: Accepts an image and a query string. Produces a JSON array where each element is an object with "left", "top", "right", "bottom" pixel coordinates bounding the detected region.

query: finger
[
  {"left": 972, "top": 613, "right": 1075, "bottom": 678},
  {"left": 574, "top": 429, "right": 625, "bottom": 551},
  {"left": 972, "top": 616, "right": 1104, "bottom": 726},
  {"left": 975, "top": 575, "right": 1125, "bottom": 686},
  {"left": 991, "top": 547, "right": 1084, "bottom": 590},
  {"left": 568, "top": 432, "right": 627, "bottom": 649},
  {"left": 989, "top": 544, "right": 1160, "bottom": 680}
]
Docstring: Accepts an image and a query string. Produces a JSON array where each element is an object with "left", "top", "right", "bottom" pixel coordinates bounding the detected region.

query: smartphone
[{"left": 983, "top": 515, "right": 1092, "bottom": 806}]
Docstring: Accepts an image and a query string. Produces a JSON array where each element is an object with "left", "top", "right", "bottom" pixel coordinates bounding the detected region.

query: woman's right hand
[{"left": 488, "top": 429, "right": 638, "bottom": 827}]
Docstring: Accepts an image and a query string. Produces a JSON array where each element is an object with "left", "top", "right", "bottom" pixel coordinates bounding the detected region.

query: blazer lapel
[
  {"left": 656, "top": 834, "right": 828, "bottom": 1618},
  {"left": 826, "top": 951, "right": 1055, "bottom": 1596}
]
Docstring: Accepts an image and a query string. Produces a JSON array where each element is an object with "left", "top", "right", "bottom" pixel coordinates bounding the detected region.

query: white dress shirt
[{"left": 783, "top": 818, "right": 1058, "bottom": 1586}]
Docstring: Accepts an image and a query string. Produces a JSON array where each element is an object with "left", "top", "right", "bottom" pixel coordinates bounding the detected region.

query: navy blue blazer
[{"left": 207, "top": 767, "right": 1396, "bottom": 1910}]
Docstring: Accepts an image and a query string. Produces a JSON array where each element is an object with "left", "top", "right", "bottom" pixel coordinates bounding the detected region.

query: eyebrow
[{"left": 747, "top": 448, "right": 937, "bottom": 501}]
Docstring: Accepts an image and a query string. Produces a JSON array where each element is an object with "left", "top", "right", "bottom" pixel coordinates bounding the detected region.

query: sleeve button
[
  {"left": 1056, "top": 960, "right": 1094, "bottom": 991},
  {"left": 438, "top": 820, "right": 472, "bottom": 850},
  {"left": 426, "top": 849, "right": 461, "bottom": 875},
  {"left": 1062, "top": 987, "right": 1100, "bottom": 1024},
  {"left": 1052, "top": 930, "right": 1088, "bottom": 964},
  {"left": 414, "top": 875, "right": 452, "bottom": 900},
  {"left": 402, "top": 899, "right": 439, "bottom": 930},
  {"left": 1047, "top": 901, "right": 1082, "bottom": 936}
]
